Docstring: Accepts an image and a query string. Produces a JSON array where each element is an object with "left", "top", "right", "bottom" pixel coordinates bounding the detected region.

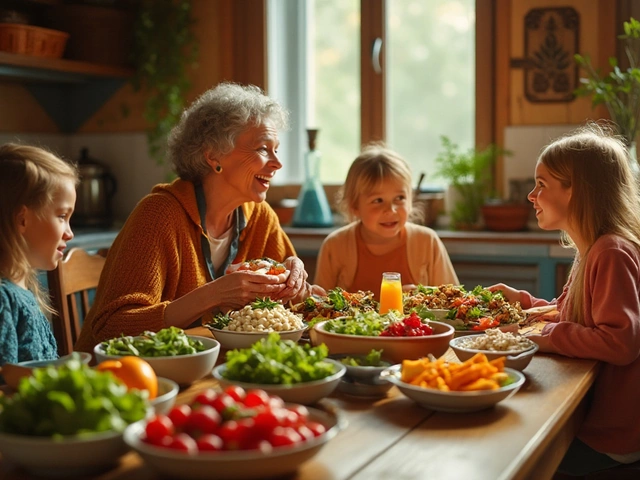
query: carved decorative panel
[{"left": 511, "top": 7, "right": 580, "bottom": 103}]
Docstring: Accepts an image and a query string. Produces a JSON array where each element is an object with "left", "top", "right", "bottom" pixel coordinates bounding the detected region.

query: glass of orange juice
[{"left": 379, "top": 272, "right": 403, "bottom": 314}]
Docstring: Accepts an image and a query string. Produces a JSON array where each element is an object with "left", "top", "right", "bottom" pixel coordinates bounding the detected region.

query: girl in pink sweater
[{"left": 492, "top": 123, "right": 640, "bottom": 476}]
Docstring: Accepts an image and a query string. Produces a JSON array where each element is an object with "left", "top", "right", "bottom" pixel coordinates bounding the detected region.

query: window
[{"left": 268, "top": 0, "right": 476, "bottom": 189}]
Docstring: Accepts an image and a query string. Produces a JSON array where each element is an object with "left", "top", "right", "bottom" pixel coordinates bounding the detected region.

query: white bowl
[
  {"left": 0, "top": 429, "right": 128, "bottom": 477},
  {"left": 381, "top": 364, "right": 526, "bottom": 413},
  {"left": 150, "top": 377, "right": 179, "bottom": 415},
  {"left": 17, "top": 351, "right": 92, "bottom": 368},
  {"left": 212, "top": 359, "right": 346, "bottom": 405},
  {"left": 124, "top": 405, "right": 344, "bottom": 480},
  {"left": 310, "top": 320, "right": 455, "bottom": 363},
  {"left": 94, "top": 336, "right": 220, "bottom": 386},
  {"left": 336, "top": 376, "right": 394, "bottom": 399},
  {"left": 449, "top": 336, "right": 539, "bottom": 371},
  {"left": 327, "top": 353, "right": 393, "bottom": 380},
  {"left": 207, "top": 327, "right": 305, "bottom": 350}
]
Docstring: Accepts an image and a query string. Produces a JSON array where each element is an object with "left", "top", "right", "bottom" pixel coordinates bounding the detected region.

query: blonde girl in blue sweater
[{"left": 0, "top": 144, "right": 78, "bottom": 366}]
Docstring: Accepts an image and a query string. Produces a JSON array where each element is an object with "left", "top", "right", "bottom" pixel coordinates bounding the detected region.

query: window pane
[
  {"left": 311, "top": 0, "right": 360, "bottom": 184},
  {"left": 387, "top": 0, "right": 475, "bottom": 189}
]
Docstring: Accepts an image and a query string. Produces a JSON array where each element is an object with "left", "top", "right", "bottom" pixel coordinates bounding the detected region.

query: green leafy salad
[
  {"left": 222, "top": 332, "right": 335, "bottom": 385},
  {"left": 339, "top": 349, "right": 389, "bottom": 367},
  {"left": 100, "top": 326, "right": 207, "bottom": 357},
  {"left": 323, "top": 311, "right": 401, "bottom": 336},
  {"left": 0, "top": 356, "right": 147, "bottom": 437}
]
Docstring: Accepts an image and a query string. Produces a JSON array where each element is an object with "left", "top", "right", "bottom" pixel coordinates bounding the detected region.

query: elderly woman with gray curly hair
[{"left": 75, "top": 82, "right": 322, "bottom": 352}]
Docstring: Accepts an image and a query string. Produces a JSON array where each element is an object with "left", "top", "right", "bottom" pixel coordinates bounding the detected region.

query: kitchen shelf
[{"left": 0, "top": 51, "right": 134, "bottom": 132}]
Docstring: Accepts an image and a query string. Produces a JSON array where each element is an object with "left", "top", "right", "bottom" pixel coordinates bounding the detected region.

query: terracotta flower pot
[{"left": 481, "top": 203, "right": 531, "bottom": 232}]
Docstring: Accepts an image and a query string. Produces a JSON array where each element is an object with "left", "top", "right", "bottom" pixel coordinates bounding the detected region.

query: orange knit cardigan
[{"left": 74, "top": 179, "right": 295, "bottom": 352}]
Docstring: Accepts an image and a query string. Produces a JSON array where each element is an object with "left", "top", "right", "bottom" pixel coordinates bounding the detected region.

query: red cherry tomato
[
  {"left": 168, "top": 433, "right": 198, "bottom": 454},
  {"left": 243, "top": 389, "right": 270, "bottom": 408},
  {"left": 211, "top": 393, "right": 237, "bottom": 415},
  {"left": 145, "top": 415, "right": 174, "bottom": 444},
  {"left": 193, "top": 389, "right": 218, "bottom": 408},
  {"left": 224, "top": 385, "right": 246, "bottom": 402},
  {"left": 168, "top": 404, "right": 192, "bottom": 430},
  {"left": 217, "top": 420, "right": 248, "bottom": 450},
  {"left": 185, "top": 405, "right": 222, "bottom": 436},
  {"left": 306, "top": 421, "right": 327, "bottom": 437},
  {"left": 196, "top": 434, "right": 224, "bottom": 452},
  {"left": 269, "top": 426, "right": 303, "bottom": 448}
]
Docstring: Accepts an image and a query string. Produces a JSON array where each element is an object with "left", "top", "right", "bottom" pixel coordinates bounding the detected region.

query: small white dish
[
  {"left": 449, "top": 336, "right": 539, "bottom": 371},
  {"left": 381, "top": 364, "right": 526, "bottom": 413},
  {"left": 336, "top": 375, "right": 394, "bottom": 399},
  {"left": 150, "top": 377, "right": 179, "bottom": 415}
]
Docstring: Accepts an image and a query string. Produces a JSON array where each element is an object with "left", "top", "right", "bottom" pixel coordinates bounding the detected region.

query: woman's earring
[{"left": 214, "top": 163, "right": 223, "bottom": 173}]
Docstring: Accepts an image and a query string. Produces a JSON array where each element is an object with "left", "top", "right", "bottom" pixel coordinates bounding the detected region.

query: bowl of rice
[
  {"left": 449, "top": 328, "right": 539, "bottom": 371},
  {"left": 205, "top": 298, "right": 306, "bottom": 350}
]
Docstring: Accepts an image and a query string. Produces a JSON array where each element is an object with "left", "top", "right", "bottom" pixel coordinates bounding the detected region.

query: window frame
[{"left": 227, "top": 0, "right": 495, "bottom": 183}]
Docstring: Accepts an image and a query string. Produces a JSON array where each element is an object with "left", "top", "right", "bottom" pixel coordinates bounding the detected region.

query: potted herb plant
[
  {"left": 574, "top": 17, "right": 640, "bottom": 165},
  {"left": 432, "top": 136, "right": 507, "bottom": 230}
]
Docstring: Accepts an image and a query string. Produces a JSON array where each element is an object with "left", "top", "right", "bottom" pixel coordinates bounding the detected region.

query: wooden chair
[{"left": 47, "top": 247, "right": 108, "bottom": 356}]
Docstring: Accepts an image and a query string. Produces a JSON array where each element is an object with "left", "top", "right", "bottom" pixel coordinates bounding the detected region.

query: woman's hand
[
  {"left": 487, "top": 283, "right": 525, "bottom": 304},
  {"left": 210, "top": 270, "right": 287, "bottom": 311},
  {"left": 271, "top": 256, "right": 308, "bottom": 303}
]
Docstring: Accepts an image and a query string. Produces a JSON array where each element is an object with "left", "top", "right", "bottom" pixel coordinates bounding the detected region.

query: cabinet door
[{"left": 453, "top": 262, "right": 539, "bottom": 296}]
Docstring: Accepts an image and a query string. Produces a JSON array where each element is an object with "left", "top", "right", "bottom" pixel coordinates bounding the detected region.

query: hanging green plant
[{"left": 130, "top": 0, "right": 199, "bottom": 164}]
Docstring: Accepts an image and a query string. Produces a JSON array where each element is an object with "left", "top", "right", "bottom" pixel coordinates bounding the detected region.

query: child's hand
[{"left": 487, "top": 283, "right": 526, "bottom": 303}]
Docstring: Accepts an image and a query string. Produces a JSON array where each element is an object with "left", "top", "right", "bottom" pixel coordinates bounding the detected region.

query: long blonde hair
[
  {"left": 337, "top": 143, "right": 420, "bottom": 223},
  {"left": 540, "top": 123, "right": 640, "bottom": 323},
  {"left": 0, "top": 143, "right": 78, "bottom": 312}
]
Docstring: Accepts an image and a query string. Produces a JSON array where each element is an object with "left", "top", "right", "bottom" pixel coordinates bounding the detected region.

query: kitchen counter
[{"left": 283, "top": 226, "right": 574, "bottom": 300}]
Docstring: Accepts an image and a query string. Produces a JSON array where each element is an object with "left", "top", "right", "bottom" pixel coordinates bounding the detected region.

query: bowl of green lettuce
[
  {"left": 212, "top": 333, "right": 346, "bottom": 405},
  {"left": 94, "top": 326, "right": 220, "bottom": 386},
  {"left": 0, "top": 356, "right": 148, "bottom": 477}
]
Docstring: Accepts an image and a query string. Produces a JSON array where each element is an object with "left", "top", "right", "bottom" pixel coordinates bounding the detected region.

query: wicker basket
[{"left": 0, "top": 23, "right": 69, "bottom": 58}]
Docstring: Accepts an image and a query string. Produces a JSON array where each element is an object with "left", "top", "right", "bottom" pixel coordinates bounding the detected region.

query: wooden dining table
[{"left": 0, "top": 326, "right": 599, "bottom": 480}]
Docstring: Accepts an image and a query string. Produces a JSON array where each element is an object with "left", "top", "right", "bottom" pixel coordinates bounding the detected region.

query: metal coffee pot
[{"left": 73, "top": 148, "right": 117, "bottom": 228}]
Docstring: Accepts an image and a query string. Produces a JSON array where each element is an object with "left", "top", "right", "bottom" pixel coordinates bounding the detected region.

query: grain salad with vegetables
[
  {"left": 456, "top": 328, "right": 535, "bottom": 352},
  {"left": 207, "top": 297, "right": 304, "bottom": 333}
]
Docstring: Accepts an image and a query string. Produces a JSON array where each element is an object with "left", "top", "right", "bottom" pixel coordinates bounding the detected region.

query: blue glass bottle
[{"left": 292, "top": 129, "right": 334, "bottom": 227}]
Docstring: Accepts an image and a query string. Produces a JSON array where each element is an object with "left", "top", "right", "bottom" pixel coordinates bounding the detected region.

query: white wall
[
  {"left": 0, "top": 132, "right": 171, "bottom": 224},
  {"left": 503, "top": 124, "right": 579, "bottom": 197}
]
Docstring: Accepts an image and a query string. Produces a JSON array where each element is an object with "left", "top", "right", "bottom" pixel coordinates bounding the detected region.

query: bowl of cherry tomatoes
[{"left": 123, "top": 387, "right": 345, "bottom": 480}]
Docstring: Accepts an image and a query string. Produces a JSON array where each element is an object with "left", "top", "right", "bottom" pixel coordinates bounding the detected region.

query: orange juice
[{"left": 379, "top": 272, "right": 403, "bottom": 314}]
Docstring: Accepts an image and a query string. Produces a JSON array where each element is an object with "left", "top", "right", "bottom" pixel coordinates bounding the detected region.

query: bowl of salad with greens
[
  {"left": 328, "top": 349, "right": 393, "bottom": 380},
  {"left": 310, "top": 311, "right": 454, "bottom": 364},
  {"left": 0, "top": 355, "right": 149, "bottom": 477},
  {"left": 94, "top": 327, "right": 220, "bottom": 386},
  {"left": 212, "top": 333, "right": 346, "bottom": 405}
]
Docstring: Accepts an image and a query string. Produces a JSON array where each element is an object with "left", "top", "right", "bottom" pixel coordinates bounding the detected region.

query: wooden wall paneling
[
  {"left": 508, "top": 0, "right": 613, "bottom": 126},
  {"left": 360, "top": 0, "right": 385, "bottom": 144},
  {"left": 219, "top": 0, "right": 267, "bottom": 90},
  {"left": 475, "top": 0, "right": 495, "bottom": 150},
  {"left": 494, "top": 0, "right": 511, "bottom": 197}
]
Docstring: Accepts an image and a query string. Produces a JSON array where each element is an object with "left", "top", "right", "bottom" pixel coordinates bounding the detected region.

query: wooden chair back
[{"left": 47, "top": 247, "right": 108, "bottom": 356}]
